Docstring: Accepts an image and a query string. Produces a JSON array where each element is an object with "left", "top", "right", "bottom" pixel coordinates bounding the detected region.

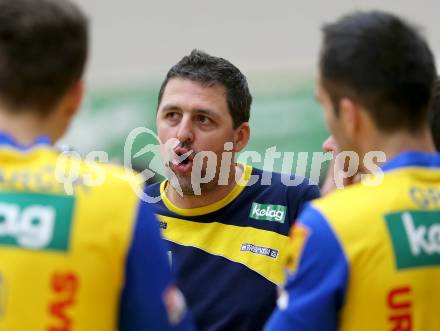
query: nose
[
  {"left": 322, "top": 135, "right": 337, "bottom": 153},
  {"left": 176, "top": 114, "right": 194, "bottom": 144}
]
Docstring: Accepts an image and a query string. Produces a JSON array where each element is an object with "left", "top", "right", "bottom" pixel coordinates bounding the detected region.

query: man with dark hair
[
  {"left": 323, "top": 76, "right": 440, "bottom": 196},
  {"left": 145, "top": 49, "right": 320, "bottom": 331},
  {"left": 266, "top": 11, "right": 440, "bottom": 331},
  {"left": 0, "top": 1, "right": 194, "bottom": 330},
  {"left": 430, "top": 77, "right": 440, "bottom": 150}
]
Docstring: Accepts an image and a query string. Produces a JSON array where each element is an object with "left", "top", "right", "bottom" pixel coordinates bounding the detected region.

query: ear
[
  {"left": 233, "top": 122, "right": 250, "bottom": 153},
  {"left": 339, "top": 98, "right": 361, "bottom": 140},
  {"left": 64, "top": 80, "right": 85, "bottom": 118}
]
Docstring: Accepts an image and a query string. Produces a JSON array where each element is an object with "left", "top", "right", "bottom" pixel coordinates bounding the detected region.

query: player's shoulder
[
  {"left": 64, "top": 156, "right": 144, "bottom": 197},
  {"left": 304, "top": 180, "right": 389, "bottom": 249},
  {"left": 94, "top": 161, "right": 142, "bottom": 189},
  {"left": 309, "top": 184, "right": 366, "bottom": 225},
  {"left": 312, "top": 182, "right": 365, "bottom": 210},
  {"left": 311, "top": 173, "right": 396, "bottom": 219}
]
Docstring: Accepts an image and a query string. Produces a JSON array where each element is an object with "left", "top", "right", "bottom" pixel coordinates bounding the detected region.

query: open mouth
[
  {"left": 176, "top": 150, "right": 191, "bottom": 165},
  {"left": 179, "top": 157, "right": 190, "bottom": 165},
  {"left": 171, "top": 148, "right": 194, "bottom": 173}
]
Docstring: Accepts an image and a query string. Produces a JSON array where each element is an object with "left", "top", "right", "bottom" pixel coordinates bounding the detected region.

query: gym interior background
[{"left": 63, "top": 0, "right": 440, "bottom": 183}]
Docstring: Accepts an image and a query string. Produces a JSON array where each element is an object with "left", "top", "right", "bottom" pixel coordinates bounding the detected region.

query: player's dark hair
[
  {"left": 430, "top": 77, "right": 440, "bottom": 151},
  {"left": 0, "top": 0, "right": 88, "bottom": 115},
  {"left": 320, "top": 11, "right": 436, "bottom": 133},
  {"left": 158, "top": 49, "right": 252, "bottom": 129}
]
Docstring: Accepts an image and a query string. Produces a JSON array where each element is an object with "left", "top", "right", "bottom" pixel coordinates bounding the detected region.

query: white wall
[{"left": 74, "top": 0, "right": 440, "bottom": 87}]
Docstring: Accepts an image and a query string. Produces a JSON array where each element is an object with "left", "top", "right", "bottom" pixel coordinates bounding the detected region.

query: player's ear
[
  {"left": 339, "top": 97, "right": 360, "bottom": 141},
  {"left": 64, "top": 80, "right": 85, "bottom": 118},
  {"left": 233, "top": 122, "right": 250, "bottom": 153}
]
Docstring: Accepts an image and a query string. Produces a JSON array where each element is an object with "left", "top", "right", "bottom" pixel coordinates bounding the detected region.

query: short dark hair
[
  {"left": 430, "top": 77, "right": 440, "bottom": 151},
  {"left": 158, "top": 49, "right": 252, "bottom": 129},
  {"left": 0, "top": 0, "right": 88, "bottom": 115},
  {"left": 320, "top": 11, "right": 436, "bottom": 133}
]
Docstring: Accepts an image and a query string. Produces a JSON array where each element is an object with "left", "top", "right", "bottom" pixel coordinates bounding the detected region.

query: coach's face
[{"left": 156, "top": 78, "right": 248, "bottom": 195}]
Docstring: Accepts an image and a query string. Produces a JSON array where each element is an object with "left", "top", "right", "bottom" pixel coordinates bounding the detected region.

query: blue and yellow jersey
[
  {"left": 266, "top": 151, "right": 440, "bottom": 331},
  {"left": 0, "top": 133, "right": 194, "bottom": 331},
  {"left": 145, "top": 164, "right": 320, "bottom": 331}
]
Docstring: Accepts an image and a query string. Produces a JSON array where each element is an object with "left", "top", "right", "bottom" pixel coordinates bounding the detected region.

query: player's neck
[
  {"left": 362, "top": 127, "right": 436, "bottom": 163},
  {"left": 165, "top": 163, "right": 243, "bottom": 209},
  {"left": 0, "top": 108, "right": 55, "bottom": 145}
]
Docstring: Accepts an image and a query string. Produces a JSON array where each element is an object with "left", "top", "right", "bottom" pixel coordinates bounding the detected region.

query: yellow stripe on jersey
[
  {"left": 158, "top": 214, "right": 290, "bottom": 285},
  {"left": 159, "top": 164, "right": 253, "bottom": 216}
]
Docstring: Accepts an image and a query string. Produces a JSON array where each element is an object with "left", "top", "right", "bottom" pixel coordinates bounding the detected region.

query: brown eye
[
  {"left": 165, "top": 112, "right": 179, "bottom": 120},
  {"left": 196, "top": 115, "right": 210, "bottom": 124}
]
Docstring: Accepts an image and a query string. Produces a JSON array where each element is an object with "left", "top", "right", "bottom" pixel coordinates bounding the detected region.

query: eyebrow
[
  {"left": 195, "top": 108, "right": 219, "bottom": 119},
  {"left": 160, "top": 104, "right": 220, "bottom": 119},
  {"left": 160, "top": 104, "right": 181, "bottom": 112}
]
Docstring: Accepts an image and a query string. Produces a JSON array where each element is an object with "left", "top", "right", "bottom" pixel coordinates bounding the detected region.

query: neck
[
  {"left": 0, "top": 109, "right": 54, "bottom": 145},
  {"left": 360, "top": 127, "right": 436, "bottom": 167},
  {"left": 165, "top": 163, "right": 243, "bottom": 209}
]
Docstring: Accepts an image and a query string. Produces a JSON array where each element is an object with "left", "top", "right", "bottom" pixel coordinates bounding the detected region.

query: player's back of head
[
  {"left": 319, "top": 11, "right": 436, "bottom": 133},
  {"left": 430, "top": 77, "right": 440, "bottom": 151},
  {"left": 0, "top": 0, "right": 88, "bottom": 116}
]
